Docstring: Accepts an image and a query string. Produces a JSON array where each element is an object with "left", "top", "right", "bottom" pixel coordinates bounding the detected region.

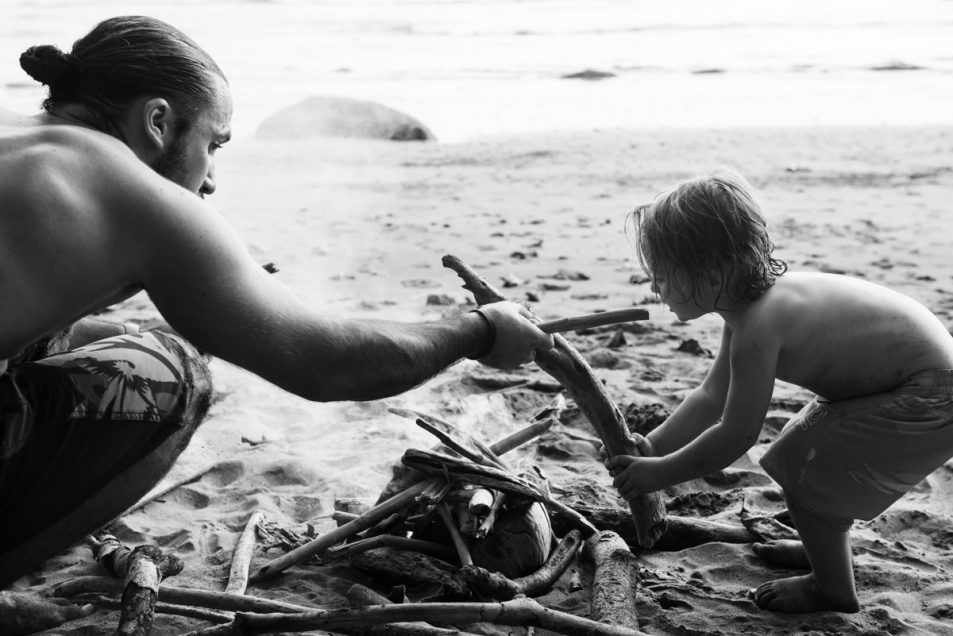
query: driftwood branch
[
  {"left": 442, "top": 254, "right": 666, "bottom": 548},
  {"left": 177, "top": 597, "right": 649, "bottom": 636},
  {"left": 475, "top": 490, "right": 507, "bottom": 539},
  {"left": 91, "top": 595, "right": 233, "bottom": 625},
  {"left": 437, "top": 502, "right": 474, "bottom": 566},
  {"left": 537, "top": 308, "right": 649, "bottom": 334},
  {"left": 325, "top": 534, "right": 457, "bottom": 562},
  {"left": 584, "top": 531, "right": 639, "bottom": 628},
  {"left": 114, "top": 544, "right": 184, "bottom": 636},
  {"left": 250, "top": 477, "right": 440, "bottom": 582},
  {"left": 0, "top": 591, "right": 96, "bottom": 636},
  {"left": 52, "top": 576, "right": 329, "bottom": 614},
  {"left": 488, "top": 416, "right": 556, "bottom": 456},
  {"left": 345, "top": 584, "right": 483, "bottom": 636},
  {"left": 226, "top": 511, "right": 264, "bottom": 594},
  {"left": 460, "top": 529, "right": 583, "bottom": 599},
  {"left": 550, "top": 506, "right": 758, "bottom": 551},
  {"left": 348, "top": 547, "right": 470, "bottom": 598}
]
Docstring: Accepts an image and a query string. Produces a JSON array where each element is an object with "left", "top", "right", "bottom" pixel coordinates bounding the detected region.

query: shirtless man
[
  {"left": 608, "top": 170, "right": 953, "bottom": 613},
  {"left": 0, "top": 15, "right": 553, "bottom": 604}
]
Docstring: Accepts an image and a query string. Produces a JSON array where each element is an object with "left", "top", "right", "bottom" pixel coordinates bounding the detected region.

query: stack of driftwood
[{"left": 39, "top": 256, "right": 795, "bottom": 635}]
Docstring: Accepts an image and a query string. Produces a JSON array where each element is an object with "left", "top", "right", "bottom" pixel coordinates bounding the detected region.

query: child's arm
[
  {"left": 646, "top": 326, "right": 732, "bottom": 456},
  {"left": 611, "top": 323, "right": 777, "bottom": 497}
]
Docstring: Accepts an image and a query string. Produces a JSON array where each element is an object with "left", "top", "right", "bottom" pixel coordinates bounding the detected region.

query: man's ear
[{"left": 141, "top": 97, "right": 175, "bottom": 152}]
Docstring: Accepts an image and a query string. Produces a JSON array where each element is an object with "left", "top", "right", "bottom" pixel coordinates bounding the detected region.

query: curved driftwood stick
[
  {"left": 442, "top": 254, "right": 666, "bottom": 548},
  {"left": 177, "top": 597, "right": 649, "bottom": 636},
  {"left": 460, "top": 529, "right": 584, "bottom": 599}
]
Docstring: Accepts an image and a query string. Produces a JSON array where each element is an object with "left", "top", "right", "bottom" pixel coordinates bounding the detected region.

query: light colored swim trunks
[{"left": 760, "top": 369, "right": 953, "bottom": 529}]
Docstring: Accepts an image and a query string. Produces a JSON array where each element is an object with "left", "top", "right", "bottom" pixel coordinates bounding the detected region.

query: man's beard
[{"left": 151, "top": 134, "right": 193, "bottom": 193}]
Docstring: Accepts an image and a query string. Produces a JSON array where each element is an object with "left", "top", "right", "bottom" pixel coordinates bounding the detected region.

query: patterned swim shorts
[
  {"left": 760, "top": 369, "right": 953, "bottom": 529},
  {"left": 0, "top": 331, "right": 212, "bottom": 545}
]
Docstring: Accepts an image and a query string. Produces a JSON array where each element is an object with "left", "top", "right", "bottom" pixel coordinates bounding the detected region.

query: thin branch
[
  {"left": 250, "top": 478, "right": 440, "bottom": 582},
  {"left": 226, "top": 511, "right": 264, "bottom": 594},
  {"left": 179, "top": 597, "right": 649, "bottom": 636}
]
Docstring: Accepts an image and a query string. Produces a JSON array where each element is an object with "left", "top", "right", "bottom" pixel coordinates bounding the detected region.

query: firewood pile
[{"left": 39, "top": 256, "right": 686, "bottom": 635}]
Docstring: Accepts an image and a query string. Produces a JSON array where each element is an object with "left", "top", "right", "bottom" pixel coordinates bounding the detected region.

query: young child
[{"left": 607, "top": 170, "right": 953, "bottom": 613}]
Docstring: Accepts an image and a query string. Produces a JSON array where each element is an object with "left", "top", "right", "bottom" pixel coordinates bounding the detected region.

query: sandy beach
[{"left": 6, "top": 121, "right": 953, "bottom": 634}]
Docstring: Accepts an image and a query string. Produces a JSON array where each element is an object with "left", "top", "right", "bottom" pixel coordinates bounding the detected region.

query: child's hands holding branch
[{"left": 605, "top": 434, "right": 663, "bottom": 499}]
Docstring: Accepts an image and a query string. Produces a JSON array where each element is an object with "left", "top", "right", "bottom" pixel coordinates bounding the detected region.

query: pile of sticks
[{"left": 46, "top": 256, "right": 680, "bottom": 635}]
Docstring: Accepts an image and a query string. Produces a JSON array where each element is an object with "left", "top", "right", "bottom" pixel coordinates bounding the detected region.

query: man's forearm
[{"left": 300, "top": 311, "right": 491, "bottom": 402}]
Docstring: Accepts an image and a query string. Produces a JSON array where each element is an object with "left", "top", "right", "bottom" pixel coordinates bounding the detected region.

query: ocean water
[{"left": 1, "top": 0, "right": 952, "bottom": 141}]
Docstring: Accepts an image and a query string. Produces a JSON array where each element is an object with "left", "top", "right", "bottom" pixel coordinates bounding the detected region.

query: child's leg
[{"left": 751, "top": 496, "right": 859, "bottom": 613}]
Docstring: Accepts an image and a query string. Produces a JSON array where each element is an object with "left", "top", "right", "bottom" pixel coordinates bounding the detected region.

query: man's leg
[{"left": 0, "top": 331, "right": 211, "bottom": 587}]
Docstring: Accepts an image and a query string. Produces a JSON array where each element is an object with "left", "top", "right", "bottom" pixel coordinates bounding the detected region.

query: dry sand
[{"left": 10, "top": 125, "right": 953, "bottom": 635}]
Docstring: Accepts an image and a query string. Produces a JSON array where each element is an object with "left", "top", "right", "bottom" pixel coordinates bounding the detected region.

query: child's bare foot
[
  {"left": 752, "top": 539, "right": 810, "bottom": 568},
  {"left": 749, "top": 574, "right": 860, "bottom": 613}
]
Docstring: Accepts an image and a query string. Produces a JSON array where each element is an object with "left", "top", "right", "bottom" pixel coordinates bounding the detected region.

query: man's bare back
[{"left": 0, "top": 118, "right": 148, "bottom": 360}]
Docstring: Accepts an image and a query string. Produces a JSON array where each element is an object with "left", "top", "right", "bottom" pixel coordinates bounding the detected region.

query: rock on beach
[{"left": 255, "top": 95, "right": 436, "bottom": 141}]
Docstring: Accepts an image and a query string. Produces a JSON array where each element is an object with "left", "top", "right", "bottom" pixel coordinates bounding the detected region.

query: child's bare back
[{"left": 741, "top": 271, "right": 953, "bottom": 401}]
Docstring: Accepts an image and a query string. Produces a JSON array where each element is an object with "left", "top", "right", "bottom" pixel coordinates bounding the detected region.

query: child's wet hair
[{"left": 628, "top": 169, "right": 787, "bottom": 304}]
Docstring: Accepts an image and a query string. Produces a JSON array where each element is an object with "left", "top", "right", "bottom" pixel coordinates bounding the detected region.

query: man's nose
[{"left": 200, "top": 169, "right": 217, "bottom": 197}]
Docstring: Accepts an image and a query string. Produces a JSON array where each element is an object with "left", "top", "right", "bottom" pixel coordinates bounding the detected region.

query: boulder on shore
[{"left": 256, "top": 96, "right": 436, "bottom": 141}]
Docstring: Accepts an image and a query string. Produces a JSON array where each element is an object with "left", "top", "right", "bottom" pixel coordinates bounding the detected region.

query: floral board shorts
[
  {"left": 0, "top": 331, "right": 211, "bottom": 546},
  {"left": 760, "top": 369, "right": 953, "bottom": 530}
]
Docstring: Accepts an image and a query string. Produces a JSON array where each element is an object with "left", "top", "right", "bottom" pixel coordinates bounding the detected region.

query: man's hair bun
[{"left": 19, "top": 45, "right": 79, "bottom": 87}]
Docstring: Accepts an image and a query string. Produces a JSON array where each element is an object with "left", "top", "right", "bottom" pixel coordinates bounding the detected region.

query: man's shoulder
[
  {"left": 2, "top": 124, "right": 158, "bottom": 207},
  {"left": 19, "top": 124, "right": 131, "bottom": 167}
]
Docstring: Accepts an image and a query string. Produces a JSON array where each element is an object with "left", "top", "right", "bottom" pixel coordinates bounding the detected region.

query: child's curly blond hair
[{"left": 629, "top": 169, "right": 788, "bottom": 305}]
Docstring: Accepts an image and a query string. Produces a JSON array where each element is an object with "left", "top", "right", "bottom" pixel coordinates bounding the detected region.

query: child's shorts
[{"left": 760, "top": 369, "right": 953, "bottom": 530}]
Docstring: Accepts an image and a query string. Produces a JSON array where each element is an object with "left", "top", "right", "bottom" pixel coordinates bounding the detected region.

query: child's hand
[
  {"left": 597, "top": 433, "right": 654, "bottom": 462},
  {"left": 606, "top": 455, "right": 662, "bottom": 500}
]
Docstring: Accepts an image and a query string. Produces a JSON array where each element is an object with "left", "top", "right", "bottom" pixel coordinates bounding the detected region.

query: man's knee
[{"left": 146, "top": 330, "right": 213, "bottom": 430}]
